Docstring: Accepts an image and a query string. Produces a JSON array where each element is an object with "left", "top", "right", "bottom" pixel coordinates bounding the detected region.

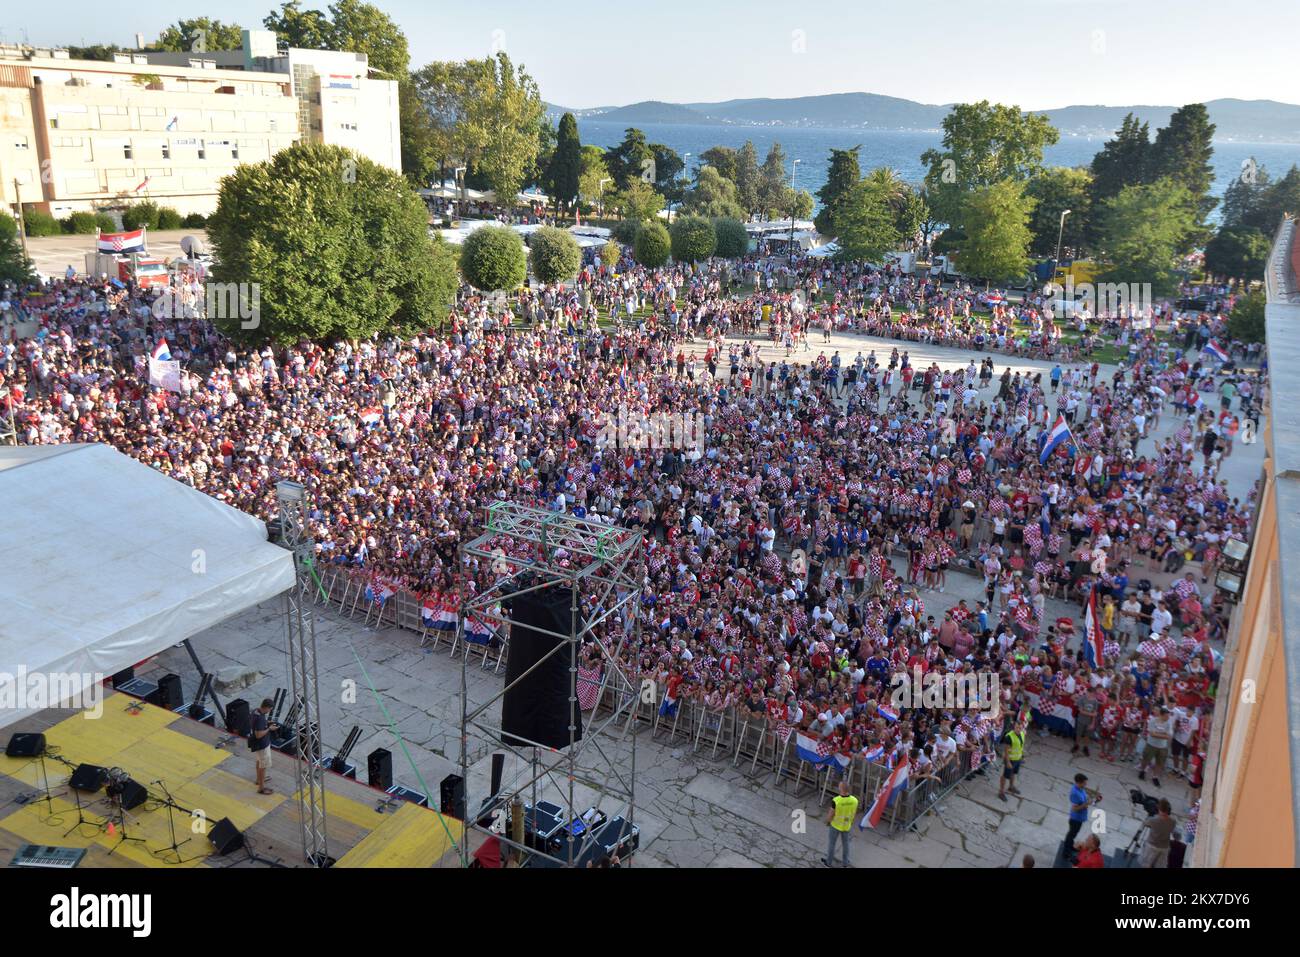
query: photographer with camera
[
  {"left": 250, "top": 698, "right": 280, "bottom": 795},
  {"left": 1140, "top": 798, "right": 1176, "bottom": 868}
]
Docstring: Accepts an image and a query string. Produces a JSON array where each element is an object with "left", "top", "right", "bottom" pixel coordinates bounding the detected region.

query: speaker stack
[
  {"left": 208, "top": 817, "right": 244, "bottom": 855},
  {"left": 500, "top": 589, "right": 584, "bottom": 750},
  {"left": 69, "top": 764, "right": 109, "bottom": 793},
  {"left": 367, "top": 748, "right": 393, "bottom": 790},
  {"left": 225, "top": 698, "right": 251, "bottom": 737},
  {"left": 439, "top": 774, "right": 466, "bottom": 821}
]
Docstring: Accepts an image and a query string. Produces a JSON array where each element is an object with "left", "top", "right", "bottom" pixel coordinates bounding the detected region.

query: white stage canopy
[{"left": 0, "top": 444, "right": 295, "bottom": 728}]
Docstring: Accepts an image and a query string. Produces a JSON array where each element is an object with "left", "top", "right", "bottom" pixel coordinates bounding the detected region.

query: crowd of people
[{"left": 0, "top": 249, "right": 1263, "bottom": 866}]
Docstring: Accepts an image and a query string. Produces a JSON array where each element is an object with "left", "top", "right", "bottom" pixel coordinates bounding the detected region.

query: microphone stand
[
  {"left": 151, "top": 780, "right": 199, "bottom": 865},
  {"left": 62, "top": 781, "right": 104, "bottom": 837}
]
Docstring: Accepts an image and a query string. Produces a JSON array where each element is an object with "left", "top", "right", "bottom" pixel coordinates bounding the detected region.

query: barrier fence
[{"left": 311, "top": 563, "right": 992, "bottom": 836}]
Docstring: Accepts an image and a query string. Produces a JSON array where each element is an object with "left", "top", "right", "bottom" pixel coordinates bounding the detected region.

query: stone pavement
[{"left": 135, "top": 327, "right": 1261, "bottom": 867}]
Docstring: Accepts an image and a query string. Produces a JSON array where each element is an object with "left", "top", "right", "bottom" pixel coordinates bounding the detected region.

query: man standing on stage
[{"left": 250, "top": 698, "right": 279, "bottom": 795}]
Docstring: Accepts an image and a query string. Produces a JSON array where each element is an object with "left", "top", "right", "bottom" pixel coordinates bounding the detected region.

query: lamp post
[
  {"left": 454, "top": 165, "right": 467, "bottom": 219},
  {"left": 787, "top": 158, "right": 801, "bottom": 265},
  {"left": 1054, "top": 208, "right": 1072, "bottom": 285}
]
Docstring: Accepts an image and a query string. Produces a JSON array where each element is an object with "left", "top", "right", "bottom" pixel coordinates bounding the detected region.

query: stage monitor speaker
[
  {"left": 500, "top": 589, "right": 583, "bottom": 750},
  {"left": 114, "top": 778, "right": 147, "bottom": 811},
  {"left": 208, "top": 817, "right": 244, "bottom": 855},
  {"left": 157, "top": 673, "right": 183, "bottom": 710},
  {"left": 439, "top": 773, "right": 466, "bottom": 821},
  {"left": 69, "top": 764, "right": 108, "bottom": 793},
  {"left": 367, "top": 748, "right": 393, "bottom": 790},
  {"left": 225, "top": 698, "right": 251, "bottom": 736},
  {"left": 5, "top": 733, "right": 46, "bottom": 757},
  {"left": 111, "top": 667, "right": 135, "bottom": 689}
]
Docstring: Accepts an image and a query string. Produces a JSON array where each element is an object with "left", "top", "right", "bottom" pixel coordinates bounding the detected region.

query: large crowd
[{"left": 1, "top": 250, "right": 1264, "bottom": 855}]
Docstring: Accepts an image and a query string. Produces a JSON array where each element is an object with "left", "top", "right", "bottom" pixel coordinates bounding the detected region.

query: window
[
  {"left": 340, "top": 122, "right": 358, "bottom": 131},
  {"left": 197, "top": 147, "right": 205, "bottom": 160},
  {"left": 123, "top": 143, "right": 132, "bottom": 159},
  {"left": 162, "top": 143, "right": 170, "bottom": 160},
  {"left": 232, "top": 143, "right": 239, "bottom": 160},
  {"left": 269, "top": 118, "right": 277, "bottom": 131}
]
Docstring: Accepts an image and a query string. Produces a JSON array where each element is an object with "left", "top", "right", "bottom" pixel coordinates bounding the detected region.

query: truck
[
  {"left": 928, "top": 254, "right": 962, "bottom": 281},
  {"left": 84, "top": 251, "right": 170, "bottom": 290}
]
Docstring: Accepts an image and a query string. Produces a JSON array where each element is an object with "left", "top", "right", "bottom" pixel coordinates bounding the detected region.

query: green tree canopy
[
  {"left": 814, "top": 146, "right": 862, "bottom": 235},
  {"left": 0, "top": 212, "right": 34, "bottom": 285},
  {"left": 955, "top": 179, "right": 1036, "bottom": 283},
  {"left": 152, "top": 17, "right": 243, "bottom": 52},
  {"left": 1204, "top": 226, "right": 1271, "bottom": 283},
  {"left": 1151, "top": 103, "right": 1217, "bottom": 231},
  {"left": 633, "top": 221, "right": 670, "bottom": 268},
  {"left": 461, "top": 224, "right": 527, "bottom": 292},
  {"left": 600, "top": 240, "right": 621, "bottom": 269},
  {"left": 834, "top": 176, "right": 901, "bottom": 265},
  {"left": 699, "top": 146, "right": 738, "bottom": 184},
  {"left": 712, "top": 217, "right": 748, "bottom": 258},
  {"left": 1095, "top": 177, "right": 1197, "bottom": 296},
  {"left": 734, "top": 141, "right": 761, "bottom": 216},
  {"left": 528, "top": 226, "right": 582, "bottom": 283},
  {"left": 921, "top": 101, "right": 1059, "bottom": 226},
  {"left": 545, "top": 113, "right": 582, "bottom": 209},
  {"left": 682, "top": 166, "right": 744, "bottom": 219},
  {"left": 207, "top": 143, "right": 447, "bottom": 341},
  {"left": 1025, "top": 166, "right": 1092, "bottom": 258},
  {"left": 605, "top": 128, "right": 654, "bottom": 191},
  {"left": 1226, "top": 288, "right": 1266, "bottom": 344},
  {"left": 578, "top": 145, "right": 612, "bottom": 207},
  {"left": 670, "top": 215, "right": 717, "bottom": 263},
  {"left": 614, "top": 180, "right": 664, "bottom": 224},
  {"left": 757, "top": 143, "right": 791, "bottom": 219}
]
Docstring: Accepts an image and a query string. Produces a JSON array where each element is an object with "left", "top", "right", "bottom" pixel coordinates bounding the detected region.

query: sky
[{"left": 8, "top": 0, "right": 1299, "bottom": 110}]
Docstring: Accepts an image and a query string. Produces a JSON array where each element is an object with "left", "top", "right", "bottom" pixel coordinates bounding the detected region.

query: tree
[
  {"left": 955, "top": 179, "right": 1036, "bottom": 283},
  {"left": 207, "top": 143, "right": 444, "bottom": 341},
  {"left": 0, "top": 213, "right": 33, "bottom": 285},
  {"left": 1220, "top": 161, "right": 1271, "bottom": 229},
  {"left": 833, "top": 177, "right": 901, "bottom": 265},
  {"left": 633, "top": 221, "right": 670, "bottom": 268},
  {"left": 682, "top": 166, "right": 744, "bottom": 219},
  {"left": 605, "top": 128, "right": 654, "bottom": 191},
  {"left": 757, "top": 143, "right": 791, "bottom": 218},
  {"left": 1089, "top": 114, "right": 1154, "bottom": 202},
  {"left": 546, "top": 113, "right": 582, "bottom": 211},
  {"left": 785, "top": 188, "right": 815, "bottom": 221},
  {"left": 600, "top": 240, "right": 621, "bottom": 269},
  {"left": 578, "top": 146, "right": 612, "bottom": 209},
  {"left": 262, "top": 1, "right": 333, "bottom": 50},
  {"left": 651, "top": 144, "right": 686, "bottom": 202},
  {"left": 670, "top": 215, "right": 717, "bottom": 263},
  {"left": 921, "top": 101, "right": 1059, "bottom": 226},
  {"left": 398, "top": 78, "right": 439, "bottom": 187},
  {"left": 67, "top": 45, "right": 124, "bottom": 61},
  {"left": 426, "top": 235, "right": 461, "bottom": 318},
  {"left": 153, "top": 18, "right": 243, "bottom": 51},
  {"left": 1244, "top": 165, "right": 1300, "bottom": 234},
  {"left": 814, "top": 146, "right": 862, "bottom": 235},
  {"left": 712, "top": 217, "right": 748, "bottom": 258},
  {"left": 734, "top": 141, "right": 761, "bottom": 216},
  {"left": 1226, "top": 289, "right": 1266, "bottom": 344},
  {"left": 1094, "top": 178, "right": 1197, "bottom": 296},
  {"left": 1204, "top": 226, "right": 1271, "bottom": 284},
  {"left": 409, "top": 53, "right": 547, "bottom": 201},
  {"left": 699, "top": 146, "right": 738, "bottom": 184},
  {"left": 1152, "top": 104, "right": 1217, "bottom": 230},
  {"left": 893, "top": 185, "right": 929, "bottom": 247},
  {"left": 460, "top": 224, "right": 527, "bottom": 292},
  {"left": 1025, "top": 166, "right": 1092, "bottom": 257},
  {"left": 614, "top": 181, "right": 664, "bottom": 224},
  {"left": 528, "top": 226, "right": 582, "bottom": 283}
]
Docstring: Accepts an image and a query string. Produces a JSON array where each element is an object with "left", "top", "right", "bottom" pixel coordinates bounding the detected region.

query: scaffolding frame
[
  {"left": 458, "top": 501, "right": 643, "bottom": 868},
  {"left": 277, "top": 481, "right": 330, "bottom": 867}
]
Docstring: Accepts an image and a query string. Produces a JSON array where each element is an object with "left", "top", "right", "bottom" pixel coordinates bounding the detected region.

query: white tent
[{"left": 0, "top": 444, "right": 295, "bottom": 728}]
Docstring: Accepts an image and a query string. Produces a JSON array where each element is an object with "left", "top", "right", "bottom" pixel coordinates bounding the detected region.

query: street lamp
[
  {"left": 788, "top": 158, "right": 801, "bottom": 265},
  {"left": 1054, "top": 208, "right": 1072, "bottom": 284},
  {"left": 454, "top": 166, "right": 467, "bottom": 219}
]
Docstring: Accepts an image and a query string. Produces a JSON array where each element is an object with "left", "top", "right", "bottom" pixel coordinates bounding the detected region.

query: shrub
[
  {"left": 122, "top": 200, "right": 161, "bottom": 231},
  {"left": 460, "top": 224, "right": 527, "bottom": 291},
  {"left": 157, "top": 207, "right": 183, "bottom": 230},
  {"left": 633, "top": 221, "right": 671, "bottom": 268},
  {"left": 62, "top": 211, "right": 101, "bottom": 234},
  {"left": 612, "top": 218, "right": 640, "bottom": 244},
  {"left": 528, "top": 226, "right": 582, "bottom": 284},
  {"left": 21, "top": 208, "right": 61, "bottom": 237},
  {"left": 181, "top": 213, "right": 208, "bottom": 228},
  {"left": 94, "top": 212, "right": 118, "bottom": 232},
  {"left": 600, "top": 240, "right": 621, "bottom": 269},
  {"left": 713, "top": 217, "right": 749, "bottom": 259},
  {"left": 670, "top": 215, "right": 717, "bottom": 263}
]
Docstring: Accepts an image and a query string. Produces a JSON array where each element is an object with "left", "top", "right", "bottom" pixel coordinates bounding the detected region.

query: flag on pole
[
  {"left": 860, "top": 759, "right": 910, "bottom": 830},
  {"left": 97, "top": 228, "right": 146, "bottom": 254},
  {"left": 359, "top": 407, "right": 383, "bottom": 427},
  {"left": 1202, "top": 340, "right": 1230, "bottom": 364},
  {"left": 1039, "top": 414, "right": 1075, "bottom": 464},
  {"left": 165, "top": 116, "right": 178, "bottom": 131},
  {"left": 134, "top": 176, "right": 151, "bottom": 193},
  {"left": 1083, "top": 585, "right": 1106, "bottom": 669}
]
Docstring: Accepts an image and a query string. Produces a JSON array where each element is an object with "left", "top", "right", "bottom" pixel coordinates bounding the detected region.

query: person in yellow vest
[
  {"left": 998, "top": 723, "right": 1025, "bottom": 802},
  {"left": 822, "top": 779, "right": 858, "bottom": 867}
]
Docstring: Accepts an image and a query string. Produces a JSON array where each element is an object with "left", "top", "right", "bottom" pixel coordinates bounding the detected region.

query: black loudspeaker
[
  {"left": 157, "top": 673, "right": 183, "bottom": 710},
  {"left": 111, "top": 667, "right": 135, "bottom": 689},
  {"left": 225, "top": 698, "right": 251, "bottom": 736},
  {"left": 367, "top": 748, "right": 393, "bottom": 790},
  {"left": 69, "top": 764, "right": 108, "bottom": 793},
  {"left": 5, "top": 733, "right": 46, "bottom": 757},
  {"left": 501, "top": 589, "right": 583, "bottom": 750},
  {"left": 490, "top": 752, "right": 505, "bottom": 798},
  {"left": 208, "top": 817, "right": 244, "bottom": 855},
  {"left": 114, "top": 778, "right": 147, "bottom": 811},
  {"left": 439, "top": 773, "right": 466, "bottom": 821}
]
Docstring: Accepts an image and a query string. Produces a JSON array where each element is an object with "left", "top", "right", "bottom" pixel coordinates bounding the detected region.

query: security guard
[
  {"left": 998, "top": 722, "right": 1025, "bottom": 802},
  {"left": 823, "top": 779, "right": 859, "bottom": 867}
]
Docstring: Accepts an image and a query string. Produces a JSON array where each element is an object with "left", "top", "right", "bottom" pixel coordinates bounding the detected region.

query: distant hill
[{"left": 545, "top": 95, "right": 1300, "bottom": 143}]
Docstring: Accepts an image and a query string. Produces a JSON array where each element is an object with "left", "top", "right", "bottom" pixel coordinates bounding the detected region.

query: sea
[{"left": 574, "top": 119, "right": 1300, "bottom": 217}]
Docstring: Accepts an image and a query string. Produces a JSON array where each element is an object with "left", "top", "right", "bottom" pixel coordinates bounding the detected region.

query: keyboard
[{"left": 10, "top": 844, "right": 87, "bottom": 869}]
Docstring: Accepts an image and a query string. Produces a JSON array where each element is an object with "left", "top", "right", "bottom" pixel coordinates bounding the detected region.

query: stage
[{"left": 0, "top": 691, "right": 473, "bottom": 868}]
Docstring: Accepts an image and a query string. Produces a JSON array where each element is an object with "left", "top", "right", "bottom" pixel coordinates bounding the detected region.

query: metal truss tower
[{"left": 458, "top": 501, "right": 644, "bottom": 867}]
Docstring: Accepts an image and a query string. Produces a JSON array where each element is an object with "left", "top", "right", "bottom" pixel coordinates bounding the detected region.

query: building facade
[
  {"left": 0, "top": 31, "right": 400, "bottom": 221},
  {"left": 1193, "top": 215, "right": 1300, "bottom": 867}
]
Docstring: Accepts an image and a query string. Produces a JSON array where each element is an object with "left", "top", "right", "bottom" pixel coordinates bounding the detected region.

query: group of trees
[
  {"left": 679, "top": 141, "right": 814, "bottom": 222},
  {"left": 815, "top": 149, "right": 930, "bottom": 264}
]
